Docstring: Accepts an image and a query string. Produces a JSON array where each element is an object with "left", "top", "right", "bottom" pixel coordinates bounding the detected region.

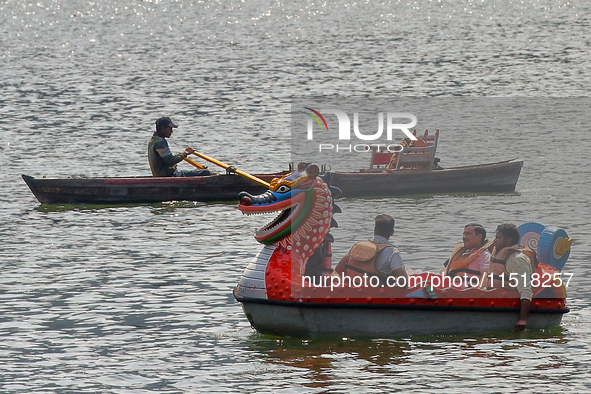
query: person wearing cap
[{"left": 148, "top": 117, "right": 212, "bottom": 177}]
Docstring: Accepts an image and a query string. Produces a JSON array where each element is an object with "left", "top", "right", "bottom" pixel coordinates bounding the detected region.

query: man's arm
[
  {"left": 389, "top": 249, "right": 408, "bottom": 286},
  {"left": 507, "top": 252, "right": 533, "bottom": 331},
  {"left": 154, "top": 139, "right": 187, "bottom": 166},
  {"left": 391, "top": 267, "right": 408, "bottom": 281},
  {"left": 515, "top": 299, "right": 531, "bottom": 332}
]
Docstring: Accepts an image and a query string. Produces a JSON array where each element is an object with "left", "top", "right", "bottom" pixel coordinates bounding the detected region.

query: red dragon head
[{"left": 238, "top": 164, "right": 340, "bottom": 262}]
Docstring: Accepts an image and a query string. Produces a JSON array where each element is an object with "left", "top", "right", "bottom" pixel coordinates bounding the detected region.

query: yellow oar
[
  {"left": 191, "top": 151, "right": 270, "bottom": 188},
  {"left": 184, "top": 157, "right": 207, "bottom": 169}
]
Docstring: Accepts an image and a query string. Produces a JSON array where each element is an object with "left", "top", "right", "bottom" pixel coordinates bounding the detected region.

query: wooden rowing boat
[
  {"left": 21, "top": 173, "right": 285, "bottom": 205},
  {"left": 331, "top": 158, "right": 523, "bottom": 197},
  {"left": 23, "top": 157, "right": 521, "bottom": 205},
  {"left": 22, "top": 132, "right": 523, "bottom": 204}
]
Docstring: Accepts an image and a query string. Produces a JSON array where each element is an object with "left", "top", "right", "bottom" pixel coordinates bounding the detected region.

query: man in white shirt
[{"left": 491, "top": 223, "right": 533, "bottom": 332}]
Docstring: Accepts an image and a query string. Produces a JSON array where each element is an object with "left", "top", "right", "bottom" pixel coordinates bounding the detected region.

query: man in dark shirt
[{"left": 148, "top": 117, "right": 212, "bottom": 177}]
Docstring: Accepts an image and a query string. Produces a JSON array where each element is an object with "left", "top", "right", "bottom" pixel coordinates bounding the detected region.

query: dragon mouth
[
  {"left": 254, "top": 204, "right": 299, "bottom": 238},
  {"left": 239, "top": 190, "right": 307, "bottom": 245}
]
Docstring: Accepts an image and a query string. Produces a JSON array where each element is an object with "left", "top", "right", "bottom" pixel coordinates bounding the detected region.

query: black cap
[{"left": 155, "top": 117, "right": 178, "bottom": 128}]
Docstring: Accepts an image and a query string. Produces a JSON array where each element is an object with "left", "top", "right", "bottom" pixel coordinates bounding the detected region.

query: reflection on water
[
  {"left": 252, "top": 330, "right": 568, "bottom": 369},
  {"left": 2, "top": 0, "right": 591, "bottom": 391},
  {"left": 243, "top": 329, "right": 572, "bottom": 392},
  {"left": 33, "top": 200, "right": 229, "bottom": 213},
  {"left": 254, "top": 337, "right": 409, "bottom": 368},
  {"left": 250, "top": 337, "right": 410, "bottom": 390}
]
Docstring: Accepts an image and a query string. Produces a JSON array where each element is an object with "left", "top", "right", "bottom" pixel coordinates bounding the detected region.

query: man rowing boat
[{"left": 148, "top": 117, "right": 212, "bottom": 177}]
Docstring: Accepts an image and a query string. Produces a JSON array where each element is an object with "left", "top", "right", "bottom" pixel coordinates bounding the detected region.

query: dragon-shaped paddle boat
[{"left": 234, "top": 165, "right": 572, "bottom": 337}]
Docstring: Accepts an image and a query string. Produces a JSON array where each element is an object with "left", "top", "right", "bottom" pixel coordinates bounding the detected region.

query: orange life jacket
[
  {"left": 385, "top": 137, "right": 427, "bottom": 171},
  {"left": 489, "top": 246, "right": 538, "bottom": 277},
  {"left": 341, "top": 240, "right": 393, "bottom": 282},
  {"left": 444, "top": 240, "right": 493, "bottom": 277}
]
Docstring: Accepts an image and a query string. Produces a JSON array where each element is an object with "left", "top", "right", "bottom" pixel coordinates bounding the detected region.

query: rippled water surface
[{"left": 2, "top": 0, "right": 591, "bottom": 392}]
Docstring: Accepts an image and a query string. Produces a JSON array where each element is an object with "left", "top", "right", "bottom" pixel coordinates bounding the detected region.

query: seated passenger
[
  {"left": 443, "top": 223, "right": 492, "bottom": 281},
  {"left": 384, "top": 136, "right": 427, "bottom": 172},
  {"left": 335, "top": 214, "right": 408, "bottom": 285},
  {"left": 489, "top": 223, "right": 536, "bottom": 332},
  {"left": 304, "top": 233, "right": 335, "bottom": 280},
  {"left": 432, "top": 157, "right": 444, "bottom": 170}
]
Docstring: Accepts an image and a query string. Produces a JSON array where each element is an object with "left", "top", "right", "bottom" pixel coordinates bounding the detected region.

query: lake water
[{"left": 1, "top": 0, "right": 591, "bottom": 392}]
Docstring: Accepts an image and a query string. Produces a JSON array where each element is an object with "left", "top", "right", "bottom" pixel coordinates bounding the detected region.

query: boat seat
[{"left": 363, "top": 130, "right": 439, "bottom": 171}]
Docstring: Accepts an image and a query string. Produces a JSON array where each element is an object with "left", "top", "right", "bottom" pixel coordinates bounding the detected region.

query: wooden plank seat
[{"left": 361, "top": 130, "right": 439, "bottom": 172}]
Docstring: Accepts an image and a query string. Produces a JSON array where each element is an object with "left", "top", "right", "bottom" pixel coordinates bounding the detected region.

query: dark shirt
[{"left": 148, "top": 133, "right": 187, "bottom": 177}]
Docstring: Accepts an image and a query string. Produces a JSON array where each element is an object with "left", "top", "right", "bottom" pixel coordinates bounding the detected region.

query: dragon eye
[{"left": 275, "top": 185, "right": 291, "bottom": 193}]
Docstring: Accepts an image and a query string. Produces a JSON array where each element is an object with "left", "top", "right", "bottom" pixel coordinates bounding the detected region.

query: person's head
[
  {"left": 374, "top": 214, "right": 395, "bottom": 239},
  {"left": 155, "top": 117, "right": 178, "bottom": 138},
  {"left": 494, "top": 223, "right": 520, "bottom": 249},
  {"left": 297, "top": 162, "right": 309, "bottom": 171},
  {"left": 463, "top": 223, "right": 486, "bottom": 249}
]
